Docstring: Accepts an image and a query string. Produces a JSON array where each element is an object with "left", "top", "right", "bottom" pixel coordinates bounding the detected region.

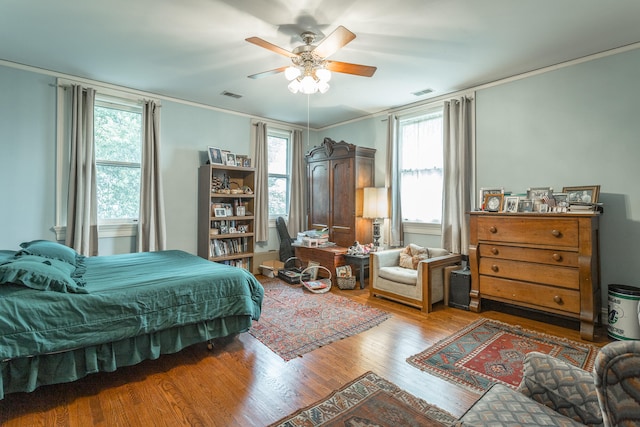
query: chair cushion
[
  {"left": 459, "top": 384, "right": 584, "bottom": 426},
  {"left": 378, "top": 266, "right": 417, "bottom": 286}
]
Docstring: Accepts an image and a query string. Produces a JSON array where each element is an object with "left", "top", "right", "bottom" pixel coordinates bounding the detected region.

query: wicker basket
[
  {"left": 337, "top": 276, "right": 357, "bottom": 290},
  {"left": 300, "top": 266, "right": 332, "bottom": 294}
]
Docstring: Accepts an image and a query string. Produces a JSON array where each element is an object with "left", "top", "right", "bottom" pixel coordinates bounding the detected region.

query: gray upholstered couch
[{"left": 459, "top": 340, "right": 640, "bottom": 426}]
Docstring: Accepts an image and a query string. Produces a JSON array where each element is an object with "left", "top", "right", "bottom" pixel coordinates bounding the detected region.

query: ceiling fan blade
[
  {"left": 248, "top": 66, "right": 288, "bottom": 79},
  {"left": 312, "top": 25, "right": 356, "bottom": 59},
  {"left": 326, "top": 61, "right": 377, "bottom": 77},
  {"left": 245, "top": 37, "right": 297, "bottom": 58}
]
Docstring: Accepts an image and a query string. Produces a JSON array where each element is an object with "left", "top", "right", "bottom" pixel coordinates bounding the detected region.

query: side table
[{"left": 343, "top": 254, "right": 370, "bottom": 289}]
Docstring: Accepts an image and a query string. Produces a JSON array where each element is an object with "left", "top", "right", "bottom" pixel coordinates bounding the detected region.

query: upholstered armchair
[
  {"left": 459, "top": 340, "right": 640, "bottom": 426},
  {"left": 370, "top": 245, "right": 461, "bottom": 313}
]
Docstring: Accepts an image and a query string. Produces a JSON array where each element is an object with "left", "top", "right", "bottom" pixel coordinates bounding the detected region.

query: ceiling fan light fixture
[
  {"left": 317, "top": 80, "right": 330, "bottom": 93},
  {"left": 300, "top": 75, "right": 318, "bottom": 94},
  {"left": 315, "top": 67, "right": 331, "bottom": 82},
  {"left": 288, "top": 79, "right": 301, "bottom": 94}
]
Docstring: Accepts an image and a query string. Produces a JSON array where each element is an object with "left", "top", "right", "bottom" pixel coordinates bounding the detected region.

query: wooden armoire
[{"left": 305, "top": 137, "right": 376, "bottom": 248}]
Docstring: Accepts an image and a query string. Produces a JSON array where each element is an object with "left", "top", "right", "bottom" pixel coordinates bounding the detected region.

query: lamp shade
[{"left": 363, "top": 187, "right": 388, "bottom": 219}]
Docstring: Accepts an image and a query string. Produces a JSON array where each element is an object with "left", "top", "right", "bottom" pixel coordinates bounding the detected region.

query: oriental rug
[
  {"left": 250, "top": 278, "right": 391, "bottom": 361},
  {"left": 407, "top": 318, "right": 600, "bottom": 394},
  {"left": 269, "top": 371, "right": 456, "bottom": 427}
]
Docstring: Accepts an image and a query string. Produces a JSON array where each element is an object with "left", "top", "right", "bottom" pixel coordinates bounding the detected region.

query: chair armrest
[
  {"left": 418, "top": 254, "right": 462, "bottom": 312},
  {"left": 593, "top": 340, "right": 640, "bottom": 427},
  {"left": 518, "top": 351, "right": 602, "bottom": 426}
]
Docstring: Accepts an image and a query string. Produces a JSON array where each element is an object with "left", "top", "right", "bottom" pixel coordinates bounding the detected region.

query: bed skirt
[{"left": 0, "top": 314, "right": 252, "bottom": 399}]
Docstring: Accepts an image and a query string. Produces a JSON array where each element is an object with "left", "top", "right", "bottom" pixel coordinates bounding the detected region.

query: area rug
[
  {"left": 250, "top": 278, "right": 391, "bottom": 361},
  {"left": 406, "top": 318, "right": 600, "bottom": 394},
  {"left": 269, "top": 371, "right": 457, "bottom": 427}
]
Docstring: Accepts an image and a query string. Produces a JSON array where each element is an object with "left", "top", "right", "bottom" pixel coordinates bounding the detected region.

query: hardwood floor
[{"left": 0, "top": 276, "right": 611, "bottom": 426}]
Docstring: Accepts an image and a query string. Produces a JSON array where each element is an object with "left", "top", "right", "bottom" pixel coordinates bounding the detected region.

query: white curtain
[
  {"left": 287, "top": 129, "right": 306, "bottom": 236},
  {"left": 253, "top": 122, "right": 269, "bottom": 242},
  {"left": 137, "top": 100, "right": 166, "bottom": 252},
  {"left": 66, "top": 85, "right": 98, "bottom": 256},
  {"left": 441, "top": 96, "right": 475, "bottom": 255},
  {"left": 385, "top": 114, "right": 403, "bottom": 247}
]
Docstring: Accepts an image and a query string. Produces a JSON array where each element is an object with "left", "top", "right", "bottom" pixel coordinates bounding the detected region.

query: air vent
[
  {"left": 412, "top": 88, "right": 434, "bottom": 97},
  {"left": 221, "top": 91, "right": 242, "bottom": 99}
]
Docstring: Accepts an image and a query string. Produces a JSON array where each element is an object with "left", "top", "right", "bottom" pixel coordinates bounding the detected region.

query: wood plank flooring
[{"left": 0, "top": 277, "right": 611, "bottom": 426}]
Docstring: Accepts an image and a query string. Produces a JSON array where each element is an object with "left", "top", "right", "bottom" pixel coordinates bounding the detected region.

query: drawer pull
[
  {"left": 553, "top": 295, "right": 563, "bottom": 304},
  {"left": 489, "top": 226, "right": 497, "bottom": 233},
  {"left": 491, "top": 247, "right": 499, "bottom": 255},
  {"left": 552, "top": 253, "right": 562, "bottom": 261},
  {"left": 491, "top": 265, "right": 499, "bottom": 272},
  {"left": 551, "top": 229, "right": 561, "bottom": 237}
]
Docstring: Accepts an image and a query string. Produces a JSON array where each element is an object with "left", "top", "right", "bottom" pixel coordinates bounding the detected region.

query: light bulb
[
  {"left": 316, "top": 68, "right": 331, "bottom": 82},
  {"left": 288, "top": 79, "right": 300, "bottom": 94},
  {"left": 284, "top": 66, "right": 301, "bottom": 81},
  {"left": 300, "top": 75, "right": 317, "bottom": 94},
  {"left": 317, "top": 81, "right": 330, "bottom": 93}
]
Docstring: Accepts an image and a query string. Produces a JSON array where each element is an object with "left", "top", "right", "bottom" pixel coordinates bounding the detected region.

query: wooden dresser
[{"left": 469, "top": 212, "right": 601, "bottom": 341}]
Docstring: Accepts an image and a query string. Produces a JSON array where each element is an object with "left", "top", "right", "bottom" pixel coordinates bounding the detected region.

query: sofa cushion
[
  {"left": 399, "top": 244, "right": 432, "bottom": 270},
  {"left": 378, "top": 266, "right": 417, "bottom": 286},
  {"left": 518, "top": 352, "right": 602, "bottom": 426},
  {"left": 459, "top": 383, "right": 584, "bottom": 426}
]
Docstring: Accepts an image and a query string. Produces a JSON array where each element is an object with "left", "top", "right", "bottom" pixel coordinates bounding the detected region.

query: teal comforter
[{"left": 0, "top": 250, "right": 264, "bottom": 361}]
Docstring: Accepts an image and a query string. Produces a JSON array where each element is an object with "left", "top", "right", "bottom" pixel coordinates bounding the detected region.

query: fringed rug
[
  {"left": 269, "top": 371, "right": 456, "bottom": 427},
  {"left": 250, "top": 277, "right": 391, "bottom": 361},
  {"left": 407, "top": 318, "right": 600, "bottom": 394}
]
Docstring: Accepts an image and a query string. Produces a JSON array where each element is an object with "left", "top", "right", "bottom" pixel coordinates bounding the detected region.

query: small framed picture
[
  {"left": 521, "top": 200, "right": 534, "bottom": 212},
  {"left": 214, "top": 207, "right": 227, "bottom": 217},
  {"left": 208, "top": 147, "right": 223, "bottom": 164},
  {"left": 479, "top": 187, "right": 504, "bottom": 208},
  {"left": 225, "top": 153, "right": 236, "bottom": 166},
  {"left": 237, "top": 225, "right": 249, "bottom": 233},
  {"left": 484, "top": 193, "right": 504, "bottom": 212},
  {"left": 527, "top": 187, "right": 553, "bottom": 200},
  {"left": 221, "top": 150, "right": 231, "bottom": 164},
  {"left": 503, "top": 196, "right": 519, "bottom": 213},
  {"left": 538, "top": 203, "right": 549, "bottom": 213},
  {"left": 236, "top": 205, "right": 246, "bottom": 216},
  {"left": 562, "top": 185, "right": 600, "bottom": 204},
  {"left": 242, "top": 157, "right": 252, "bottom": 168},
  {"left": 236, "top": 155, "right": 247, "bottom": 166}
]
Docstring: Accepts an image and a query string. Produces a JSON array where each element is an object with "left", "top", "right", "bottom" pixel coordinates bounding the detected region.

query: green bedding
[{"left": 0, "top": 250, "right": 264, "bottom": 361}]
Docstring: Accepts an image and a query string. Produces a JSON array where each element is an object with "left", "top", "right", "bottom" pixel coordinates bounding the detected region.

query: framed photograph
[
  {"left": 527, "top": 187, "right": 553, "bottom": 200},
  {"left": 553, "top": 193, "right": 569, "bottom": 208},
  {"left": 503, "top": 196, "right": 519, "bottom": 213},
  {"left": 235, "top": 205, "right": 245, "bottom": 216},
  {"left": 242, "top": 157, "right": 252, "bottom": 168},
  {"left": 484, "top": 193, "right": 504, "bottom": 212},
  {"left": 213, "top": 207, "right": 227, "bottom": 217},
  {"left": 220, "top": 150, "right": 231, "bottom": 164},
  {"left": 538, "top": 203, "right": 549, "bottom": 213},
  {"left": 479, "top": 187, "right": 504, "bottom": 208},
  {"left": 225, "top": 153, "right": 236, "bottom": 166},
  {"left": 208, "top": 146, "right": 223, "bottom": 164},
  {"left": 562, "top": 185, "right": 600, "bottom": 204},
  {"left": 236, "top": 155, "right": 247, "bottom": 167},
  {"left": 521, "top": 200, "right": 534, "bottom": 212}
]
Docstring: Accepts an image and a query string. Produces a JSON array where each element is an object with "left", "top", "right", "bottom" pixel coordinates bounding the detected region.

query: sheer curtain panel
[
  {"left": 385, "top": 114, "right": 403, "bottom": 247},
  {"left": 287, "top": 129, "right": 306, "bottom": 236},
  {"left": 253, "top": 122, "right": 269, "bottom": 242}
]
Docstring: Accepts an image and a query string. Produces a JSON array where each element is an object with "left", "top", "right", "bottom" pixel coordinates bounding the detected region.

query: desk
[
  {"left": 293, "top": 245, "right": 347, "bottom": 285},
  {"left": 343, "top": 254, "right": 370, "bottom": 289}
]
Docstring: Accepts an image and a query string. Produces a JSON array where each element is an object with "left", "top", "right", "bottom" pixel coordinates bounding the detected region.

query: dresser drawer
[
  {"left": 480, "top": 276, "right": 580, "bottom": 314},
  {"left": 476, "top": 216, "right": 578, "bottom": 247},
  {"left": 479, "top": 258, "right": 579, "bottom": 289},
  {"left": 478, "top": 243, "right": 578, "bottom": 267}
]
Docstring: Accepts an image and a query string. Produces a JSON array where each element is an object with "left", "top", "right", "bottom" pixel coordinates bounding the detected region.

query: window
[
  {"left": 398, "top": 109, "right": 444, "bottom": 223},
  {"left": 94, "top": 97, "right": 142, "bottom": 223},
  {"left": 267, "top": 128, "right": 291, "bottom": 217}
]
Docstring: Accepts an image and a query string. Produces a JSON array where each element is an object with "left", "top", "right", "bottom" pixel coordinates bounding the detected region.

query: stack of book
[{"left": 567, "top": 202, "right": 604, "bottom": 213}]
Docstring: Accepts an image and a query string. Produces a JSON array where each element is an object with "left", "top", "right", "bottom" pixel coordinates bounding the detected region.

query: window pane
[
  {"left": 267, "top": 136, "right": 288, "bottom": 175},
  {"left": 268, "top": 176, "right": 288, "bottom": 216},
  {"left": 96, "top": 164, "right": 140, "bottom": 220},
  {"left": 94, "top": 106, "right": 141, "bottom": 163}
]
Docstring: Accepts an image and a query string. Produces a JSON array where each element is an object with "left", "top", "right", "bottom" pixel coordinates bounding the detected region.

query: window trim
[{"left": 266, "top": 126, "right": 293, "bottom": 220}]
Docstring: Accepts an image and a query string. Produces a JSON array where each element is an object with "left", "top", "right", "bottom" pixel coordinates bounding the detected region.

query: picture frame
[
  {"left": 527, "top": 187, "right": 553, "bottom": 200},
  {"left": 213, "top": 207, "right": 227, "bottom": 217},
  {"left": 208, "top": 146, "right": 223, "bottom": 164},
  {"left": 220, "top": 150, "right": 231, "bottom": 164},
  {"left": 553, "top": 193, "right": 569, "bottom": 208},
  {"left": 225, "top": 153, "right": 236, "bottom": 166},
  {"left": 479, "top": 187, "right": 504, "bottom": 208},
  {"left": 503, "top": 196, "right": 519, "bottom": 213},
  {"left": 562, "top": 185, "right": 600, "bottom": 204},
  {"left": 237, "top": 224, "right": 249, "bottom": 233},
  {"left": 483, "top": 193, "right": 504, "bottom": 212},
  {"left": 521, "top": 200, "right": 534, "bottom": 212},
  {"left": 243, "top": 157, "right": 252, "bottom": 168},
  {"left": 235, "top": 205, "right": 245, "bottom": 216},
  {"left": 236, "top": 155, "right": 247, "bottom": 167}
]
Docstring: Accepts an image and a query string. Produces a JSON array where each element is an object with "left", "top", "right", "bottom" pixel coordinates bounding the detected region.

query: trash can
[{"left": 608, "top": 284, "right": 640, "bottom": 340}]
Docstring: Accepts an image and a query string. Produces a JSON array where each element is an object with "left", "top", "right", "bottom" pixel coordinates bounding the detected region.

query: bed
[{"left": 0, "top": 241, "right": 264, "bottom": 399}]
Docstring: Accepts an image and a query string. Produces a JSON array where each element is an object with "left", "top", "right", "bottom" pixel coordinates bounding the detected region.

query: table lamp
[{"left": 363, "top": 187, "right": 388, "bottom": 250}]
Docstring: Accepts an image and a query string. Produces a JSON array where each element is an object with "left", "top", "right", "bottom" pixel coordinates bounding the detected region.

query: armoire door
[
  {"left": 307, "top": 161, "right": 330, "bottom": 231},
  {"left": 330, "top": 157, "right": 355, "bottom": 247}
]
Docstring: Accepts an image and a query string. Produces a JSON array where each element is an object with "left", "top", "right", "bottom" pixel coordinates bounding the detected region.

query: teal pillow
[
  {"left": 18, "top": 240, "right": 81, "bottom": 266},
  {"left": 0, "top": 255, "right": 88, "bottom": 294}
]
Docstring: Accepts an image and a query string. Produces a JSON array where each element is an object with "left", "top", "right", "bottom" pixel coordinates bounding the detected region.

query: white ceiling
[{"left": 2, "top": 0, "right": 640, "bottom": 128}]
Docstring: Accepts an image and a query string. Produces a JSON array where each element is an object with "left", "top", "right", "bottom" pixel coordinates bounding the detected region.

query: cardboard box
[{"left": 259, "top": 260, "right": 284, "bottom": 278}]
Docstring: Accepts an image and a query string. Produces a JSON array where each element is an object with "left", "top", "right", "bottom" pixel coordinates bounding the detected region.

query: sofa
[
  {"left": 458, "top": 340, "right": 640, "bottom": 426},
  {"left": 370, "top": 245, "right": 461, "bottom": 313}
]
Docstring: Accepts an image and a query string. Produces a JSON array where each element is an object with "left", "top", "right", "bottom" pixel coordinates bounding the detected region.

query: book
[{"left": 304, "top": 280, "right": 328, "bottom": 290}]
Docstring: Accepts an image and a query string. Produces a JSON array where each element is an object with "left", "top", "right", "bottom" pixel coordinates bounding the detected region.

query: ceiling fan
[{"left": 246, "top": 25, "right": 376, "bottom": 94}]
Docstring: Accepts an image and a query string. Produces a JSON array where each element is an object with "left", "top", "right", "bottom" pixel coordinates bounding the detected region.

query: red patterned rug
[
  {"left": 269, "top": 371, "right": 456, "bottom": 426},
  {"left": 407, "top": 318, "right": 600, "bottom": 393},
  {"left": 250, "top": 277, "right": 391, "bottom": 361}
]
